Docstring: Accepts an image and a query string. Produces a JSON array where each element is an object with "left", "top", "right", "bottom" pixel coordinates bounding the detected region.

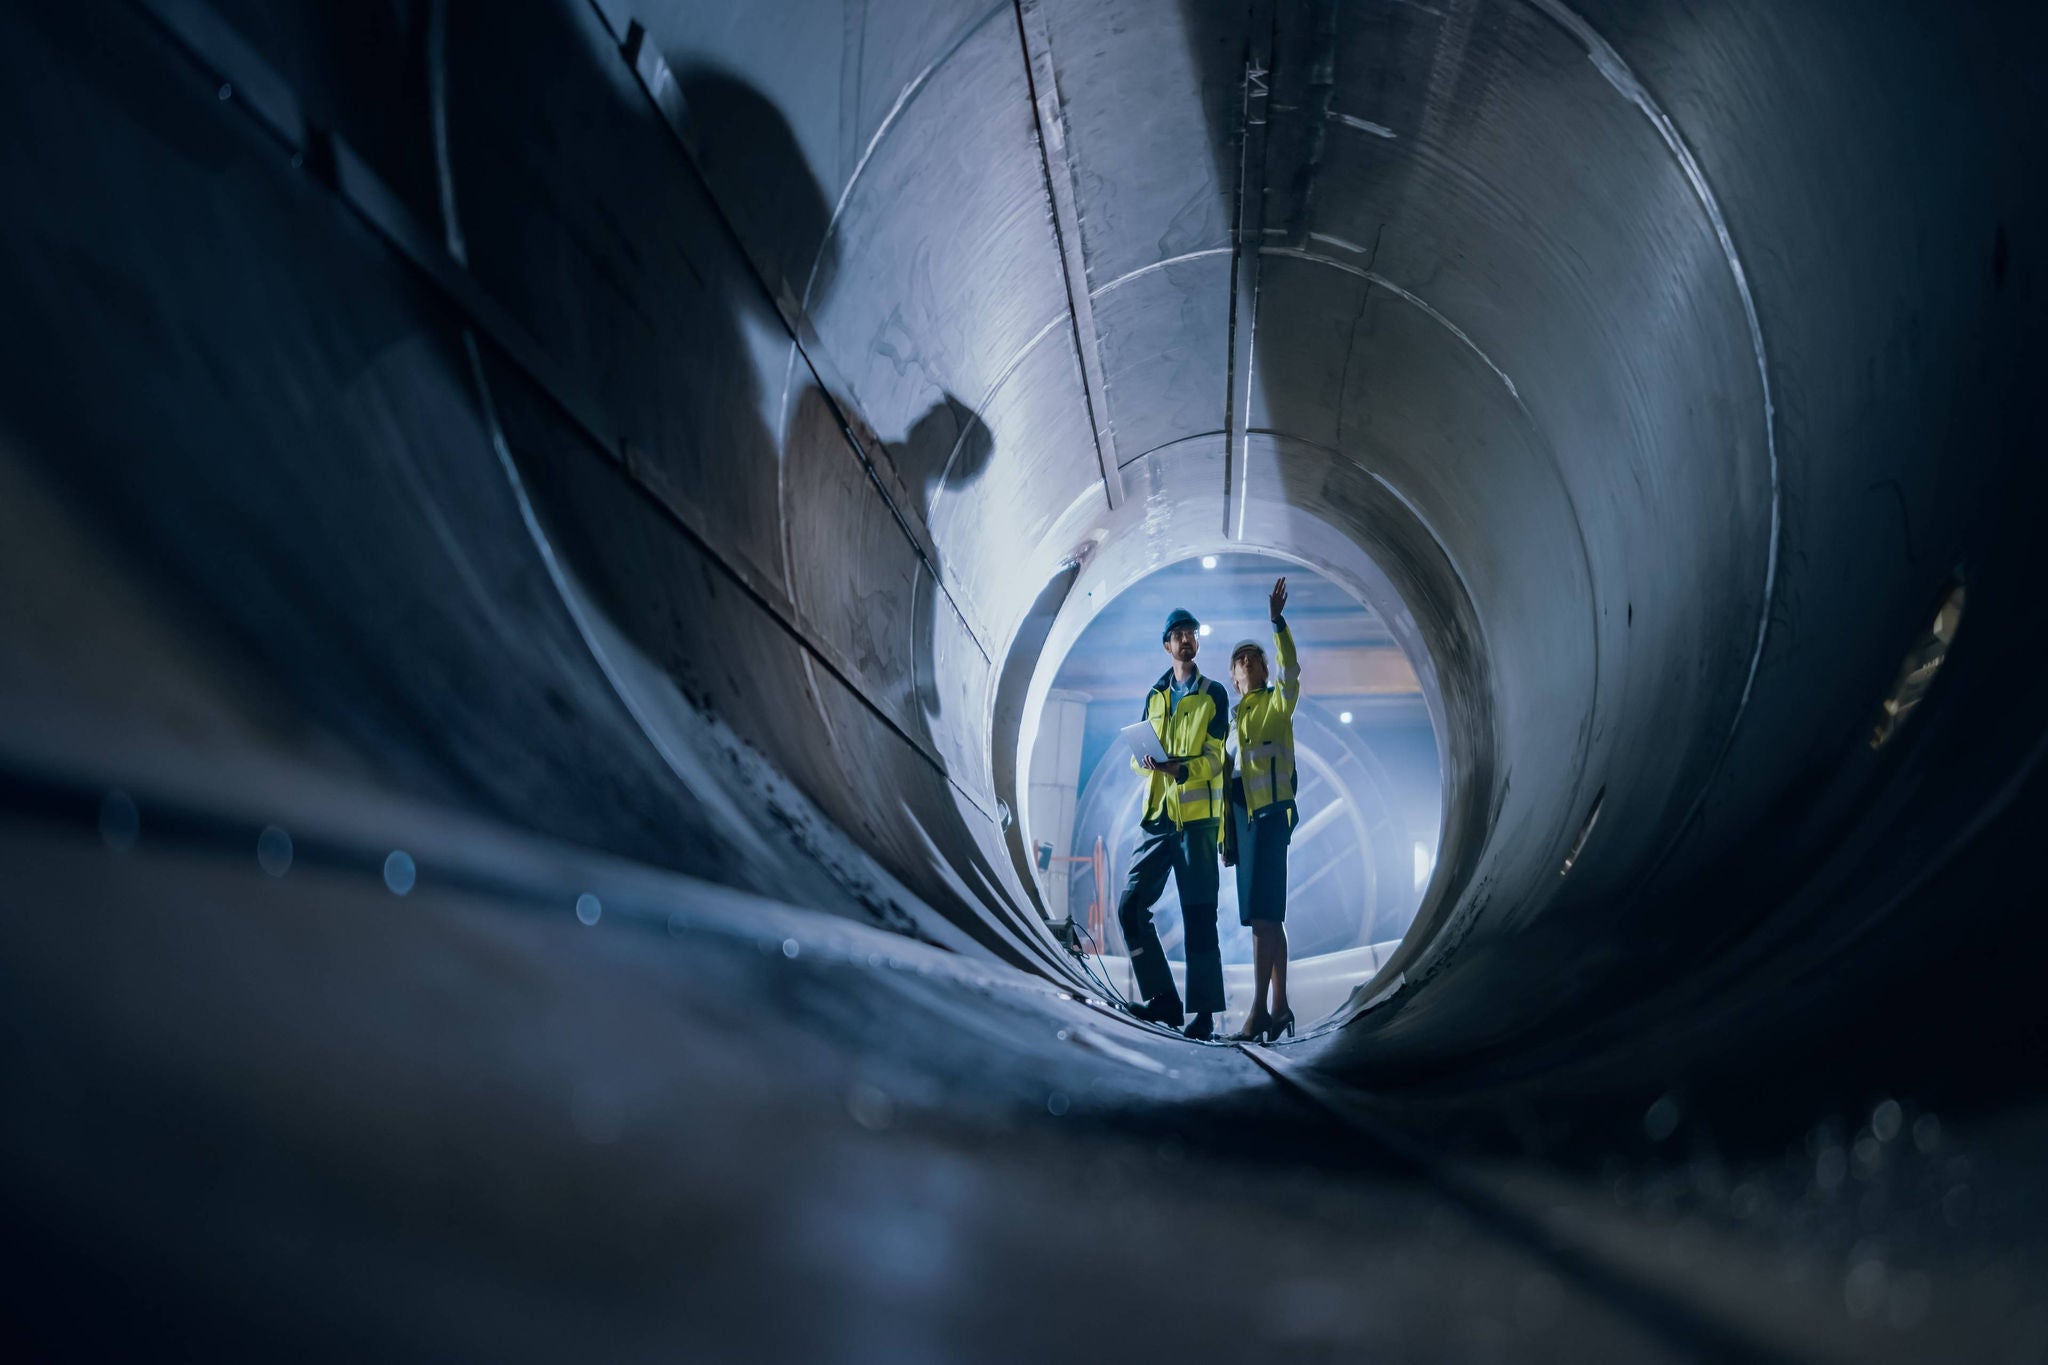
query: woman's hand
[{"left": 1269, "top": 575, "right": 1289, "bottom": 621}]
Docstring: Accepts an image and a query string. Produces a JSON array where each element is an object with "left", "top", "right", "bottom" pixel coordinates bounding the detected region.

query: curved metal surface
[
  {"left": 3, "top": 0, "right": 2047, "bottom": 1351},
  {"left": 0, "top": 0, "right": 2035, "bottom": 1051}
]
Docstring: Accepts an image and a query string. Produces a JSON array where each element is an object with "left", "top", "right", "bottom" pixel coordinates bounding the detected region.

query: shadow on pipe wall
[
  {"left": 431, "top": 5, "right": 1039, "bottom": 955},
  {"left": 0, "top": 0, "right": 1047, "bottom": 962}
]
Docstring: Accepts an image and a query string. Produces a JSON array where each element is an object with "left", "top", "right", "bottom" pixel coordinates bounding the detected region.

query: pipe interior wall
[{"left": 0, "top": 0, "right": 2043, "bottom": 1107}]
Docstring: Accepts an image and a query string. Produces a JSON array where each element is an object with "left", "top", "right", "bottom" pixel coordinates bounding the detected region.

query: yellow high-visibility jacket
[
  {"left": 1132, "top": 669, "right": 1230, "bottom": 827},
  {"left": 1232, "top": 619, "right": 1301, "bottom": 818}
]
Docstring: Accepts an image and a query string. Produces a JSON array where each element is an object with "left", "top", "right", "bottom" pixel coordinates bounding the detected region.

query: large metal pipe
[{"left": 2, "top": 0, "right": 2045, "bottom": 1241}]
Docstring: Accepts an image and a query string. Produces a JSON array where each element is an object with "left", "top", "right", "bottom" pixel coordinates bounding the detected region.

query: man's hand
[
  {"left": 1141, "top": 756, "right": 1188, "bottom": 781},
  {"left": 1269, "top": 575, "right": 1289, "bottom": 621}
]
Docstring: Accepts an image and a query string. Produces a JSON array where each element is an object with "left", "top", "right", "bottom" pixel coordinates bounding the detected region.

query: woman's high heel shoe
[
  {"left": 1263, "top": 1008, "right": 1295, "bottom": 1042},
  {"left": 1229, "top": 1009, "right": 1270, "bottom": 1042}
]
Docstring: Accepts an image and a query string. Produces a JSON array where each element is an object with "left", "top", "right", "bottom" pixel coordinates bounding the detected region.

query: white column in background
[{"left": 1027, "top": 689, "right": 1090, "bottom": 924}]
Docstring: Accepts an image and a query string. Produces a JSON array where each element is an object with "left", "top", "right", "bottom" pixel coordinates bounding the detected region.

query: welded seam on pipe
[
  {"left": 924, "top": 246, "right": 1239, "bottom": 495},
  {"left": 1223, "top": 0, "right": 1276, "bottom": 543},
  {"left": 1246, "top": 250, "right": 1597, "bottom": 597},
  {"left": 1235, "top": 427, "right": 1480, "bottom": 678},
  {"left": 1277, "top": 4, "right": 1344, "bottom": 254},
  {"left": 1091, "top": 247, "right": 1236, "bottom": 300},
  {"left": 1013, "top": 0, "right": 1124, "bottom": 511},
  {"left": 1114, "top": 429, "right": 1228, "bottom": 472},
  {"left": 1523, "top": 0, "right": 1782, "bottom": 869},
  {"left": 1261, "top": 248, "right": 1520, "bottom": 400},
  {"left": 121, "top": 0, "right": 1009, "bottom": 827}
]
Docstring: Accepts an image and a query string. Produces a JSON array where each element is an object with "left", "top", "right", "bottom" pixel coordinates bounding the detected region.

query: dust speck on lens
[
  {"left": 1642, "top": 1094, "right": 1680, "bottom": 1143},
  {"left": 847, "top": 1084, "right": 894, "bottom": 1131},
  {"left": 383, "top": 850, "right": 416, "bottom": 896},
  {"left": 576, "top": 893, "right": 601, "bottom": 926},
  {"left": 257, "top": 825, "right": 293, "bottom": 877},
  {"left": 99, "top": 790, "right": 140, "bottom": 854}
]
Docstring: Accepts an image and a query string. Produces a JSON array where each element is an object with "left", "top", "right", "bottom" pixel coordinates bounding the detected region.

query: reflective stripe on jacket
[
  {"left": 1132, "top": 670, "right": 1230, "bottom": 827},
  {"left": 1232, "top": 619, "right": 1300, "bottom": 818}
]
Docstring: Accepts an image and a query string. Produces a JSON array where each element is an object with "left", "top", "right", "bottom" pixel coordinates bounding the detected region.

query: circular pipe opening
[{"left": 1023, "top": 552, "right": 1445, "bottom": 1030}]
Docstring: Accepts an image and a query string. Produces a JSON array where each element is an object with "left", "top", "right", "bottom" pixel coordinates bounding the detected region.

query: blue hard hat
[{"left": 1162, "top": 608, "right": 1201, "bottom": 641}]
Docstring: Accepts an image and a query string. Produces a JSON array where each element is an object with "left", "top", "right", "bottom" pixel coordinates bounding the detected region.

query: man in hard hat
[{"left": 1117, "top": 607, "right": 1231, "bottom": 1039}]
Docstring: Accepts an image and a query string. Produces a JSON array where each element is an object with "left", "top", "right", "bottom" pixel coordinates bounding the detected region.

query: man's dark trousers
[{"left": 1117, "top": 816, "right": 1225, "bottom": 1013}]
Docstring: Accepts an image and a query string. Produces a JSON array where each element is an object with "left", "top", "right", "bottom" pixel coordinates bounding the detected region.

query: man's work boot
[
  {"left": 1182, "top": 1011, "right": 1215, "bottom": 1041},
  {"left": 1129, "top": 993, "right": 1185, "bottom": 1029}
]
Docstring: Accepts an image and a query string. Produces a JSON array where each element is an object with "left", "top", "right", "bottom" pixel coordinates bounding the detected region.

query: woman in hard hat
[{"left": 1227, "top": 576, "right": 1300, "bottom": 1042}]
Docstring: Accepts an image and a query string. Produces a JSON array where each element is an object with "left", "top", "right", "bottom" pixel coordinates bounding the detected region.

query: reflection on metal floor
[
  {"left": 1, "top": 787, "right": 1674, "bottom": 1363},
  {"left": 6, "top": 767, "right": 2047, "bottom": 1362}
]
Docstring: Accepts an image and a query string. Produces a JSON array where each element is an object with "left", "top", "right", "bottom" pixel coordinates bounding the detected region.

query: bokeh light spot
[
  {"left": 98, "top": 790, "right": 139, "bottom": 854},
  {"left": 256, "top": 825, "right": 293, "bottom": 877}
]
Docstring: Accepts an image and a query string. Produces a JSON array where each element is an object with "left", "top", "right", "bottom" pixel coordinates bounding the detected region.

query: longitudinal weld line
[
  {"left": 1013, "top": 0, "right": 1123, "bottom": 511},
  {"left": 1223, "top": 0, "right": 1275, "bottom": 542},
  {"left": 1241, "top": 1045, "right": 1805, "bottom": 1365},
  {"left": 600, "top": 6, "right": 993, "bottom": 671},
  {"left": 120, "top": 0, "right": 1007, "bottom": 827}
]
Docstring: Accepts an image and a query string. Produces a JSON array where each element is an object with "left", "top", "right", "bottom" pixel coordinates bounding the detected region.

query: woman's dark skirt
[{"left": 1234, "top": 801, "right": 1294, "bottom": 925}]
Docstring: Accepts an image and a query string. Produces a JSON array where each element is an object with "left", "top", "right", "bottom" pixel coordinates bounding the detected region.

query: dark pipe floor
[{"left": 4, "top": 788, "right": 2044, "bottom": 1362}]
